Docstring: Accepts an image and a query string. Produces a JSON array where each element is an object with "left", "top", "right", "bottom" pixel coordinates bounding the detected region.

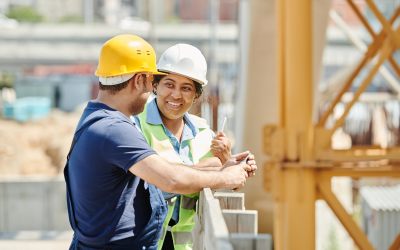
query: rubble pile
[{"left": 0, "top": 110, "right": 80, "bottom": 175}]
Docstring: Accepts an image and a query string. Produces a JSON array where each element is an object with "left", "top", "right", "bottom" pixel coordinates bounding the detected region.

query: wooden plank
[
  {"left": 199, "top": 188, "right": 233, "bottom": 250},
  {"left": 230, "top": 233, "right": 272, "bottom": 250},
  {"left": 198, "top": 188, "right": 214, "bottom": 228},
  {"left": 205, "top": 199, "right": 233, "bottom": 250},
  {"left": 214, "top": 188, "right": 233, "bottom": 193},
  {"left": 214, "top": 192, "right": 245, "bottom": 210},
  {"left": 192, "top": 212, "right": 204, "bottom": 250},
  {"left": 222, "top": 210, "right": 258, "bottom": 235}
]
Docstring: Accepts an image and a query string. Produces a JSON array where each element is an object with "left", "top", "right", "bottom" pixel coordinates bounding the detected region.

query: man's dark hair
[
  {"left": 153, "top": 75, "right": 203, "bottom": 97},
  {"left": 99, "top": 79, "right": 130, "bottom": 95},
  {"left": 99, "top": 74, "right": 147, "bottom": 95}
]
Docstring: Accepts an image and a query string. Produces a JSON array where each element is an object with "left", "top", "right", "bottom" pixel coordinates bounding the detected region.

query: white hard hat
[{"left": 157, "top": 44, "right": 208, "bottom": 86}]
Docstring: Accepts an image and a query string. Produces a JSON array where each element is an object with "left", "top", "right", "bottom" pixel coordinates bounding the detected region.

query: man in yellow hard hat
[{"left": 64, "top": 34, "right": 255, "bottom": 250}]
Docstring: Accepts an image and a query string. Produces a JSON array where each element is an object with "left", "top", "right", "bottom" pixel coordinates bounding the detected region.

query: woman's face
[{"left": 154, "top": 73, "right": 199, "bottom": 120}]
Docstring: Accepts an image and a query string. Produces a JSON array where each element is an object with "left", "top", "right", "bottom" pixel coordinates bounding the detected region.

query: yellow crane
[{"left": 240, "top": 0, "right": 400, "bottom": 249}]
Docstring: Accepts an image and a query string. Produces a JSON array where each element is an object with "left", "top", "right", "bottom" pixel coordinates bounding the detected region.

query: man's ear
[
  {"left": 152, "top": 82, "right": 158, "bottom": 93},
  {"left": 130, "top": 74, "right": 141, "bottom": 91}
]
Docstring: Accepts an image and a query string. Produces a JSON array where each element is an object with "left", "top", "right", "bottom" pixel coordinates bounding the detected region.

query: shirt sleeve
[
  {"left": 103, "top": 120, "right": 157, "bottom": 172},
  {"left": 210, "top": 129, "right": 215, "bottom": 139}
]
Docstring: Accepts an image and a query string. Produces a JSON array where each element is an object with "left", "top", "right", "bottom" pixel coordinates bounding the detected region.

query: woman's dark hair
[{"left": 153, "top": 74, "right": 203, "bottom": 97}]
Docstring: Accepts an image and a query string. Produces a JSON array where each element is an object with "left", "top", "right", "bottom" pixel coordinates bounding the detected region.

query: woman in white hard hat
[{"left": 133, "top": 44, "right": 256, "bottom": 250}]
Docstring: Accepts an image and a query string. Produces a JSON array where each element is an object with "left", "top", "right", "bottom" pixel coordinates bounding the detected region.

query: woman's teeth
[{"left": 167, "top": 102, "right": 181, "bottom": 107}]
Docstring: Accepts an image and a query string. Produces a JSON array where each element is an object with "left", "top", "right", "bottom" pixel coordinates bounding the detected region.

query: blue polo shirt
[
  {"left": 68, "top": 101, "right": 157, "bottom": 245},
  {"left": 132, "top": 99, "right": 215, "bottom": 223}
]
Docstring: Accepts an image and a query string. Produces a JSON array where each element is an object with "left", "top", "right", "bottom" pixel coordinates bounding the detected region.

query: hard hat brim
[
  {"left": 157, "top": 70, "right": 207, "bottom": 86},
  {"left": 152, "top": 71, "right": 168, "bottom": 76},
  {"left": 95, "top": 70, "right": 167, "bottom": 77}
]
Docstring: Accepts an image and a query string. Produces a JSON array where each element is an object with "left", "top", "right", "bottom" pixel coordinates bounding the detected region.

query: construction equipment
[{"left": 240, "top": 0, "right": 400, "bottom": 249}]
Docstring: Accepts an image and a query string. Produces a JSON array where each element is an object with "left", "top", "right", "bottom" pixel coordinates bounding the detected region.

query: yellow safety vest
[{"left": 137, "top": 103, "right": 214, "bottom": 250}]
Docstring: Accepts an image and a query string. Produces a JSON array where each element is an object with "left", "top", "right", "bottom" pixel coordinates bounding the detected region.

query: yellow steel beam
[
  {"left": 317, "top": 33, "right": 386, "bottom": 127},
  {"left": 388, "top": 233, "right": 400, "bottom": 250},
  {"left": 318, "top": 169, "right": 400, "bottom": 179},
  {"left": 365, "top": 0, "right": 400, "bottom": 50},
  {"left": 388, "top": 55, "right": 400, "bottom": 79},
  {"left": 317, "top": 4, "right": 400, "bottom": 127},
  {"left": 273, "top": 168, "right": 316, "bottom": 250},
  {"left": 276, "top": 0, "right": 285, "bottom": 129},
  {"left": 271, "top": 164, "right": 284, "bottom": 250},
  {"left": 282, "top": 0, "right": 313, "bottom": 161},
  {"left": 318, "top": 180, "right": 375, "bottom": 250},
  {"left": 317, "top": 145, "right": 400, "bottom": 162},
  {"left": 346, "top": 0, "right": 376, "bottom": 38},
  {"left": 345, "top": 2, "right": 400, "bottom": 81},
  {"left": 330, "top": 39, "right": 393, "bottom": 132}
]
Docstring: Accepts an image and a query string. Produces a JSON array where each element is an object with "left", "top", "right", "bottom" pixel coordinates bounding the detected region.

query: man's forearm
[
  {"left": 189, "top": 157, "right": 222, "bottom": 171},
  {"left": 130, "top": 155, "right": 244, "bottom": 195},
  {"left": 169, "top": 164, "right": 228, "bottom": 193}
]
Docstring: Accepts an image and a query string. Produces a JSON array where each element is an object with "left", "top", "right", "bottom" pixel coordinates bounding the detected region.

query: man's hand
[
  {"left": 210, "top": 131, "right": 231, "bottom": 164},
  {"left": 221, "top": 151, "right": 257, "bottom": 178},
  {"left": 246, "top": 154, "right": 257, "bottom": 178},
  {"left": 221, "top": 164, "right": 250, "bottom": 192}
]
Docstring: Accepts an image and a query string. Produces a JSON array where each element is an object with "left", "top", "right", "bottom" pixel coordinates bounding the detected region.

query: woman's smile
[{"left": 166, "top": 101, "right": 183, "bottom": 109}]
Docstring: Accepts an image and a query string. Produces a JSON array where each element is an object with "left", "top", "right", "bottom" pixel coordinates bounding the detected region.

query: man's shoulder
[{"left": 80, "top": 107, "right": 133, "bottom": 130}]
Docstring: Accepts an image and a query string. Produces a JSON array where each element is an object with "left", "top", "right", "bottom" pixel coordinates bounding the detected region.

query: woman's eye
[
  {"left": 165, "top": 82, "right": 172, "bottom": 87},
  {"left": 183, "top": 87, "right": 192, "bottom": 91}
]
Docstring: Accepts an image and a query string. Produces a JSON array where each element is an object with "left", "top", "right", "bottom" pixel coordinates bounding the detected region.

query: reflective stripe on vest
[
  {"left": 181, "top": 195, "right": 196, "bottom": 211},
  {"left": 137, "top": 103, "right": 213, "bottom": 250},
  {"left": 172, "top": 231, "right": 193, "bottom": 245}
]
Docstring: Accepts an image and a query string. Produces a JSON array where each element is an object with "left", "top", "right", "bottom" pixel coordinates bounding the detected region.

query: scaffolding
[{"left": 261, "top": 0, "right": 400, "bottom": 249}]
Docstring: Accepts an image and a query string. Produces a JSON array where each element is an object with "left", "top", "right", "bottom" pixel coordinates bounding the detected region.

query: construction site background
[{"left": 2, "top": 0, "right": 400, "bottom": 250}]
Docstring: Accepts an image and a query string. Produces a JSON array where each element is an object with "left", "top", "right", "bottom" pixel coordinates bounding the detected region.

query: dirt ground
[{"left": 0, "top": 110, "right": 80, "bottom": 175}]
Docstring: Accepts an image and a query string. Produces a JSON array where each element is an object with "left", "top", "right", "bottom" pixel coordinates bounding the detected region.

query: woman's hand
[
  {"left": 210, "top": 131, "right": 232, "bottom": 165},
  {"left": 221, "top": 151, "right": 257, "bottom": 178}
]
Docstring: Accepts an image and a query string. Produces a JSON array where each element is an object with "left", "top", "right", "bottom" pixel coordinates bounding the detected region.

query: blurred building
[
  {"left": 329, "top": 0, "right": 366, "bottom": 27},
  {"left": 1, "top": 0, "right": 83, "bottom": 22},
  {"left": 0, "top": 0, "right": 239, "bottom": 24},
  {"left": 177, "top": 0, "right": 237, "bottom": 22},
  {"left": 360, "top": 185, "right": 400, "bottom": 250}
]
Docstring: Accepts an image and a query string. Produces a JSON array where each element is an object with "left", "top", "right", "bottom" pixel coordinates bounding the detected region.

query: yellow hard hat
[{"left": 95, "top": 34, "right": 166, "bottom": 77}]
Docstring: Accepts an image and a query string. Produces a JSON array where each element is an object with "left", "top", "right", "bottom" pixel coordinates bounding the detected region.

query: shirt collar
[{"left": 146, "top": 98, "right": 164, "bottom": 125}]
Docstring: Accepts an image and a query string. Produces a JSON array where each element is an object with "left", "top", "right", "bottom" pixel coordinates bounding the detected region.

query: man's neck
[{"left": 95, "top": 92, "right": 131, "bottom": 118}]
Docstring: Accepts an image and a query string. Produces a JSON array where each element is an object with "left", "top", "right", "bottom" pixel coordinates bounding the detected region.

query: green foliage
[
  {"left": 59, "top": 14, "right": 83, "bottom": 23},
  {"left": 166, "top": 15, "right": 181, "bottom": 24},
  {"left": 6, "top": 6, "right": 44, "bottom": 23},
  {"left": 0, "top": 73, "right": 15, "bottom": 88},
  {"left": 324, "top": 227, "right": 340, "bottom": 250}
]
